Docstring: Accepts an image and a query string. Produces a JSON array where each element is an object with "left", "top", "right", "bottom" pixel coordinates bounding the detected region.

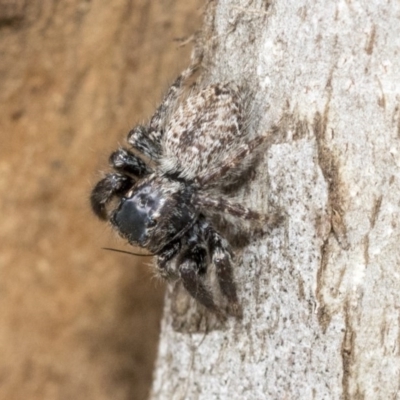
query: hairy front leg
[
  {"left": 109, "top": 147, "right": 151, "bottom": 176},
  {"left": 91, "top": 147, "right": 152, "bottom": 220},
  {"left": 148, "top": 64, "right": 198, "bottom": 134},
  {"left": 90, "top": 173, "right": 134, "bottom": 220},
  {"left": 128, "top": 65, "right": 198, "bottom": 161}
]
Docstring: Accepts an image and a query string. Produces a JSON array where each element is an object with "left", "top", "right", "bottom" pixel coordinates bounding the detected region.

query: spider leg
[
  {"left": 91, "top": 148, "right": 151, "bottom": 220},
  {"left": 127, "top": 65, "right": 198, "bottom": 160},
  {"left": 208, "top": 227, "right": 241, "bottom": 316},
  {"left": 197, "top": 134, "right": 272, "bottom": 187},
  {"left": 178, "top": 248, "right": 222, "bottom": 317},
  {"left": 148, "top": 64, "right": 197, "bottom": 133},
  {"left": 127, "top": 125, "right": 162, "bottom": 161},
  {"left": 90, "top": 173, "right": 134, "bottom": 220},
  {"left": 194, "top": 194, "right": 283, "bottom": 226},
  {"left": 175, "top": 220, "right": 224, "bottom": 317},
  {"left": 109, "top": 147, "right": 151, "bottom": 176},
  {"left": 156, "top": 240, "right": 181, "bottom": 280}
]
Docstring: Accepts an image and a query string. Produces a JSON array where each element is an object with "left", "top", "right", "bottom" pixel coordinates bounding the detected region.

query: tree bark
[{"left": 151, "top": 1, "right": 400, "bottom": 399}]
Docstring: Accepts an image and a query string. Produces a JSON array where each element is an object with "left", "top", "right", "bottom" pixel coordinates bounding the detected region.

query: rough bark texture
[
  {"left": 0, "top": 1, "right": 200, "bottom": 400},
  {"left": 151, "top": 1, "right": 400, "bottom": 399}
]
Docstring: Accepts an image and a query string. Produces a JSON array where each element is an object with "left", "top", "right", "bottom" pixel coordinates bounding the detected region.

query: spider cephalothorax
[{"left": 90, "top": 65, "right": 280, "bottom": 317}]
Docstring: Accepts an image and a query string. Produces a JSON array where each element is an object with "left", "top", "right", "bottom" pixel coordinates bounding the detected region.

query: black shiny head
[
  {"left": 111, "top": 176, "right": 196, "bottom": 253},
  {"left": 112, "top": 182, "right": 160, "bottom": 245}
]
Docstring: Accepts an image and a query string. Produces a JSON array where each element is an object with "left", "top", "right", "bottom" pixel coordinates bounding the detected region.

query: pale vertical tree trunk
[{"left": 151, "top": 1, "right": 400, "bottom": 399}]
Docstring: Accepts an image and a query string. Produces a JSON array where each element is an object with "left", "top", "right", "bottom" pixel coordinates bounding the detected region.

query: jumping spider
[{"left": 91, "top": 65, "right": 280, "bottom": 318}]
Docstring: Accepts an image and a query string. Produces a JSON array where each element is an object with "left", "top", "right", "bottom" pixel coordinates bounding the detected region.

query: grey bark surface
[{"left": 150, "top": 1, "right": 400, "bottom": 399}]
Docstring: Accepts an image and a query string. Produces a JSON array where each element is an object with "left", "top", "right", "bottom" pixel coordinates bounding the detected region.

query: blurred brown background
[{"left": 0, "top": 1, "right": 201, "bottom": 399}]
